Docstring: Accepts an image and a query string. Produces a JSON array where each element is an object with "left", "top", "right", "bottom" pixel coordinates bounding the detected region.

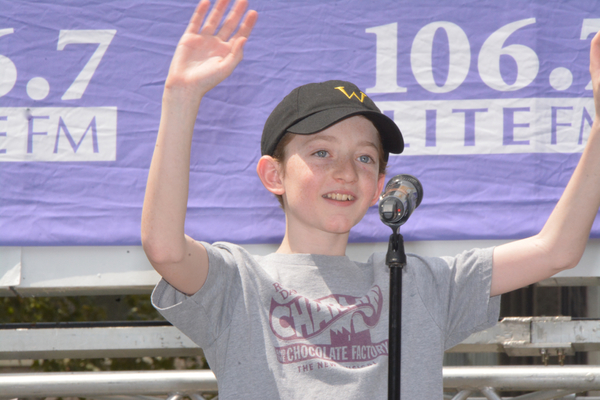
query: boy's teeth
[{"left": 325, "top": 193, "right": 354, "bottom": 201}]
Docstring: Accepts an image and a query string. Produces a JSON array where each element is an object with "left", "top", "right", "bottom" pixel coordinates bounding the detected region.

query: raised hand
[
  {"left": 491, "top": 29, "right": 600, "bottom": 296},
  {"left": 166, "top": 0, "right": 258, "bottom": 97},
  {"left": 591, "top": 30, "right": 600, "bottom": 121},
  {"left": 143, "top": 0, "right": 257, "bottom": 295}
]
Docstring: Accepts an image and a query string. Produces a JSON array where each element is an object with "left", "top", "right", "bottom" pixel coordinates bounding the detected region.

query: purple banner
[{"left": 0, "top": 0, "right": 599, "bottom": 245}]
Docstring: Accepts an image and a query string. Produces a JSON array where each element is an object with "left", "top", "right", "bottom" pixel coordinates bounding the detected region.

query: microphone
[{"left": 378, "top": 174, "right": 423, "bottom": 229}]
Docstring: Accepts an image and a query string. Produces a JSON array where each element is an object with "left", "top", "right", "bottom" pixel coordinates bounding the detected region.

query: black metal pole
[{"left": 387, "top": 231, "right": 406, "bottom": 400}]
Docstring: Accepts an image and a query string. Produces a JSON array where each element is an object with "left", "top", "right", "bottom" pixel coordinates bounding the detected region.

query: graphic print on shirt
[{"left": 269, "top": 283, "right": 388, "bottom": 367}]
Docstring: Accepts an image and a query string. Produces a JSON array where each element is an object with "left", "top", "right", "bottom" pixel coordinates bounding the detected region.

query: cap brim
[{"left": 287, "top": 107, "right": 404, "bottom": 155}]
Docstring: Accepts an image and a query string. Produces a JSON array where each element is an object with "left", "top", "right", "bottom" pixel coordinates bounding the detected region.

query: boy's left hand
[{"left": 165, "top": 0, "right": 258, "bottom": 98}]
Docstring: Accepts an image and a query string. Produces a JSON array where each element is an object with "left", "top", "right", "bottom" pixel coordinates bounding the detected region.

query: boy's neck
[{"left": 276, "top": 228, "right": 349, "bottom": 256}]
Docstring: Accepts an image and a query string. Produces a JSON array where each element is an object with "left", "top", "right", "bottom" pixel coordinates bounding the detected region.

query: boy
[{"left": 142, "top": 0, "right": 600, "bottom": 398}]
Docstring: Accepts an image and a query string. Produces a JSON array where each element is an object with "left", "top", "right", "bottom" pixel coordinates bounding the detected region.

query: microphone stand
[
  {"left": 378, "top": 173, "right": 422, "bottom": 399},
  {"left": 386, "top": 228, "right": 406, "bottom": 400}
]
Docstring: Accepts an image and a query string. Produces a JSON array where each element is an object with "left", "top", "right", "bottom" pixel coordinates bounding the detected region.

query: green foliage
[
  {"left": 1, "top": 295, "right": 109, "bottom": 324},
  {"left": 0, "top": 294, "right": 206, "bottom": 372},
  {"left": 123, "top": 294, "right": 164, "bottom": 321},
  {"left": 31, "top": 355, "right": 204, "bottom": 373}
]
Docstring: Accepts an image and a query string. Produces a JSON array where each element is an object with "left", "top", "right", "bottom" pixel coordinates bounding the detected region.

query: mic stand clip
[{"left": 386, "top": 229, "right": 406, "bottom": 268}]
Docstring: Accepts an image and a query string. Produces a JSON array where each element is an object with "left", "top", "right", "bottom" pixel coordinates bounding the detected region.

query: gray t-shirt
[{"left": 152, "top": 242, "right": 500, "bottom": 399}]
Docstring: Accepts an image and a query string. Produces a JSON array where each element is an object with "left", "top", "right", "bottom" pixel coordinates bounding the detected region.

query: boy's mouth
[{"left": 323, "top": 193, "right": 355, "bottom": 201}]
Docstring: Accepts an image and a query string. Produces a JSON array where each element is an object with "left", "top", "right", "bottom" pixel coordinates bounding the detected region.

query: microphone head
[{"left": 378, "top": 174, "right": 423, "bottom": 229}]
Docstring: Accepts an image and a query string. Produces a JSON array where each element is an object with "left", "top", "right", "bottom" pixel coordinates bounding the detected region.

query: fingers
[
  {"left": 224, "top": 17, "right": 256, "bottom": 69},
  {"left": 200, "top": 0, "right": 231, "bottom": 36},
  {"left": 591, "top": 31, "right": 600, "bottom": 77},
  {"left": 590, "top": 31, "right": 600, "bottom": 113},
  {"left": 185, "top": 0, "right": 211, "bottom": 34},
  {"left": 226, "top": 36, "right": 248, "bottom": 66},
  {"left": 232, "top": 8, "right": 258, "bottom": 40},
  {"left": 189, "top": 0, "right": 257, "bottom": 41},
  {"left": 216, "top": 0, "right": 249, "bottom": 40}
]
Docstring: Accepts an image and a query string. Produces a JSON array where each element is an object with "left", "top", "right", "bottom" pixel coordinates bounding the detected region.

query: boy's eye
[
  {"left": 358, "top": 155, "right": 372, "bottom": 163},
  {"left": 314, "top": 150, "right": 328, "bottom": 158}
]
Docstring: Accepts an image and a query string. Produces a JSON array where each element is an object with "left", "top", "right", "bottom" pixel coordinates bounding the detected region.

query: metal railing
[
  {"left": 0, "top": 370, "right": 217, "bottom": 399},
  {"left": 4, "top": 318, "right": 600, "bottom": 399},
  {"left": 4, "top": 366, "right": 600, "bottom": 399},
  {"left": 444, "top": 366, "right": 600, "bottom": 399},
  {"left": 3, "top": 317, "right": 597, "bottom": 361}
]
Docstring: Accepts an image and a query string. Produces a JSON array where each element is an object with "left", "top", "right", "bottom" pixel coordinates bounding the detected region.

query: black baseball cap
[{"left": 261, "top": 80, "right": 404, "bottom": 161}]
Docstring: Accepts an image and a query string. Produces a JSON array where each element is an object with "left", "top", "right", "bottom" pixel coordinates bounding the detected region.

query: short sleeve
[
  {"left": 442, "top": 247, "right": 500, "bottom": 349},
  {"left": 151, "top": 242, "right": 242, "bottom": 348},
  {"left": 407, "top": 247, "right": 500, "bottom": 350}
]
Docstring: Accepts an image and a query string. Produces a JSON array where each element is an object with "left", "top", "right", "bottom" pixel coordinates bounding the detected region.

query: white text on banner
[
  {"left": 378, "top": 98, "right": 595, "bottom": 156},
  {"left": 0, "top": 107, "right": 117, "bottom": 162}
]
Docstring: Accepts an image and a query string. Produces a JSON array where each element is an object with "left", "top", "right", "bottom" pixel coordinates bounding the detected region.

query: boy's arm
[
  {"left": 141, "top": 0, "right": 257, "bottom": 295},
  {"left": 490, "top": 31, "right": 600, "bottom": 297}
]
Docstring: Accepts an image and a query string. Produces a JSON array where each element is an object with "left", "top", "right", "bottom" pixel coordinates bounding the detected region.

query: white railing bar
[
  {"left": 3, "top": 317, "right": 600, "bottom": 361},
  {"left": 0, "top": 370, "right": 217, "bottom": 398},
  {"left": 444, "top": 366, "right": 600, "bottom": 390},
  {"left": 3, "top": 367, "right": 600, "bottom": 398}
]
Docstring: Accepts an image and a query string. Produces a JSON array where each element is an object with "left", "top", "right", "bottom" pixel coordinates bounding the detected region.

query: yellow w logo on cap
[{"left": 334, "top": 86, "right": 366, "bottom": 102}]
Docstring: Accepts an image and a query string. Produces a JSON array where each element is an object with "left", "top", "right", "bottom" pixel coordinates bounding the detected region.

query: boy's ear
[
  {"left": 257, "top": 155, "right": 285, "bottom": 195},
  {"left": 370, "top": 173, "right": 386, "bottom": 207}
]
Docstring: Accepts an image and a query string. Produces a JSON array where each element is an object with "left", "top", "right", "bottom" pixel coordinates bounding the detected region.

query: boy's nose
[{"left": 333, "top": 157, "right": 358, "bottom": 183}]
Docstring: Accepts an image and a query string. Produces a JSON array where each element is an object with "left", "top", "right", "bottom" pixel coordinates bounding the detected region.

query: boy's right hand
[
  {"left": 142, "top": 0, "right": 256, "bottom": 295},
  {"left": 165, "top": 0, "right": 257, "bottom": 98}
]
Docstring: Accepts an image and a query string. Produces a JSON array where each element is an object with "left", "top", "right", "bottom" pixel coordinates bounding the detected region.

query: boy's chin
[{"left": 320, "top": 220, "right": 359, "bottom": 235}]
